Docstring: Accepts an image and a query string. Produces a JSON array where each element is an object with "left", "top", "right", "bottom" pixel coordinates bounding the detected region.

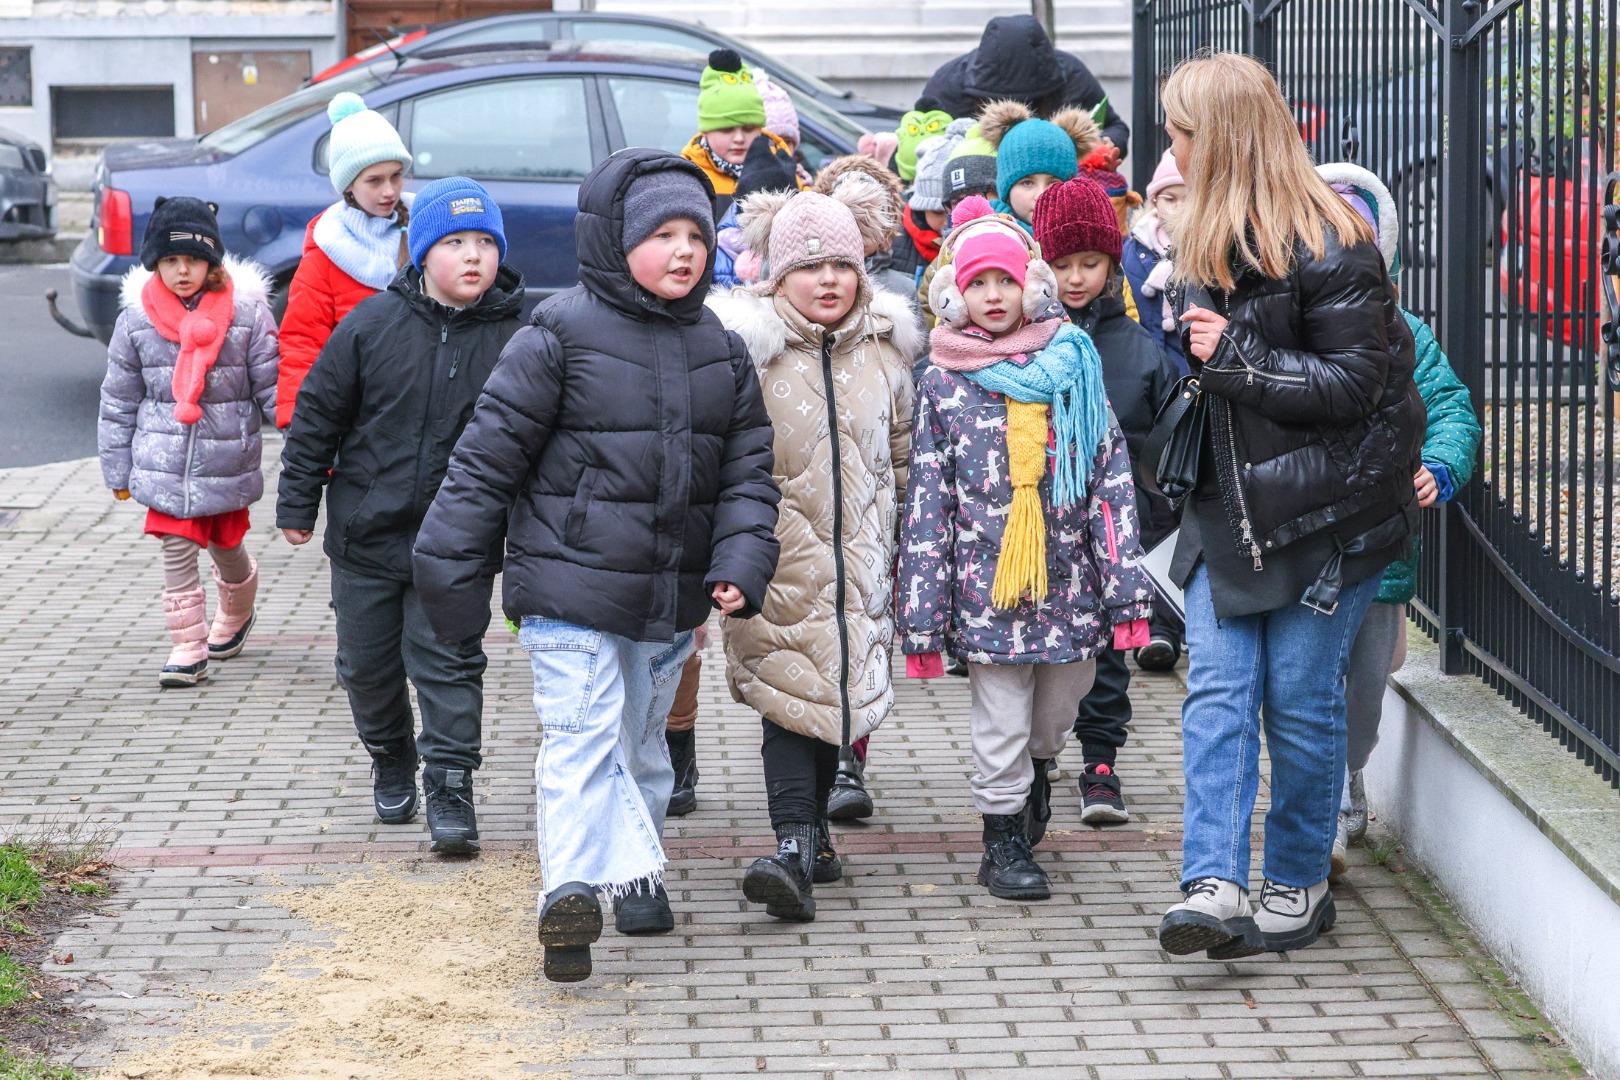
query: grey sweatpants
[
  {"left": 1339, "top": 602, "right": 1409, "bottom": 814},
  {"left": 967, "top": 660, "right": 1097, "bottom": 815}
]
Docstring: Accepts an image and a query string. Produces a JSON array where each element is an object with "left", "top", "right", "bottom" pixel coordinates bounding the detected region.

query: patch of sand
[{"left": 107, "top": 856, "right": 596, "bottom": 1079}]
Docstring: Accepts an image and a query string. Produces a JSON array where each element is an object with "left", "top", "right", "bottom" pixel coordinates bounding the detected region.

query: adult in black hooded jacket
[{"left": 922, "top": 15, "right": 1130, "bottom": 154}]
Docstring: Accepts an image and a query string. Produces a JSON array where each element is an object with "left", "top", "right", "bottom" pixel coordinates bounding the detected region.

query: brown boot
[
  {"left": 160, "top": 587, "right": 210, "bottom": 688},
  {"left": 208, "top": 557, "right": 258, "bottom": 659}
]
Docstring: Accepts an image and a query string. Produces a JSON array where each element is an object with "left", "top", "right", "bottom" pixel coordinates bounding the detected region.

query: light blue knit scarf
[
  {"left": 312, "top": 201, "right": 405, "bottom": 290},
  {"left": 965, "top": 321, "right": 1111, "bottom": 508}
]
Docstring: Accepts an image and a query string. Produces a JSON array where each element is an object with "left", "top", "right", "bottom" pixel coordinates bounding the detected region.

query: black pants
[
  {"left": 330, "top": 563, "right": 492, "bottom": 772},
  {"left": 760, "top": 719, "right": 839, "bottom": 830}
]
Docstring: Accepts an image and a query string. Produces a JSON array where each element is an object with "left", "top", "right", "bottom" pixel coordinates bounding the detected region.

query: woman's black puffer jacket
[
  {"left": 1186, "top": 228, "right": 1425, "bottom": 568},
  {"left": 412, "top": 148, "right": 782, "bottom": 646}
]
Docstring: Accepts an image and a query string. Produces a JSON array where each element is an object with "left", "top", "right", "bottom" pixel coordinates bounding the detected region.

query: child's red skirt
[{"left": 144, "top": 507, "right": 251, "bottom": 548}]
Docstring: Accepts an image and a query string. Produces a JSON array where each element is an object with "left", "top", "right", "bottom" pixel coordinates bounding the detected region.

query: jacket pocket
[
  {"left": 340, "top": 480, "right": 377, "bottom": 545},
  {"left": 563, "top": 466, "right": 597, "bottom": 548},
  {"left": 643, "top": 631, "right": 696, "bottom": 741}
]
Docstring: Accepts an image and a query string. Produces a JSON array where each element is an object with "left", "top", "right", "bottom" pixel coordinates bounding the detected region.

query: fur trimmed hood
[
  {"left": 119, "top": 252, "right": 274, "bottom": 313},
  {"left": 1316, "top": 162, "right": 1400, "bottom": 272},
  {"left": 706, "top": 283, "right": 924, "bottom": 373}
]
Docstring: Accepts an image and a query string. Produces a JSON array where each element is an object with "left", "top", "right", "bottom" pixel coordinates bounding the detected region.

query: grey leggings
[
  {"left": 1344, "top": 601, "right": 1408, "bottom": 774},
  {"left": 161, "top": 533, "right": 252, "bottom": 592}
]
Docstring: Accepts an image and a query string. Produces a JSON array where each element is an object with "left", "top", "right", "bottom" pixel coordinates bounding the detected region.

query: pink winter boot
[
  {"left": 209, "top": 557, "right": 258, "bottom": 660},
  {"left": 160, "top": 587, "right": 210, "bottom": 688}
]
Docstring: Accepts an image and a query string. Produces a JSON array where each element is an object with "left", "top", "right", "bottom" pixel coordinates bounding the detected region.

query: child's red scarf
[
  {"left": 142, "top": 273, "right": 234, "bottom": 425},
  {"left": 903, "top": 210, "right": 941, "bottom": 263}
]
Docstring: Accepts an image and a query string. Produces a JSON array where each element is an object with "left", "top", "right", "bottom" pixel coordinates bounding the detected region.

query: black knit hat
[
  {"left": 140, "top": 196, "right": 223, "bottom": 270},
  {"left": 733, "top": 136, "right": 799, "bottom": 201}
]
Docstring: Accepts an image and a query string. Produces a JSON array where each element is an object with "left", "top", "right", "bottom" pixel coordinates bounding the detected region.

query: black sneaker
[
  {"left": 826, "top": 754, "right": 873, "bottom": 821},
  {"left": 812, "top": 819, "right": 843, "bottom": 884},
  {"left": 367, "top": 738, "right": 419, "bottom": 824},
  {"left": 666, "top": 728, "right": 698, "bottom": 817},
  {"left": 423, "top": 764, "right": 479, "bottom": 855},
  {"left": 742, "top": 822, "right": 817, "bottom": 921},
  {"left": 1080, "top": 763, "right": 1130, "bottom": 825},
  {"left": 539, "top": 882, "right": 602, "bottom": 982},
  {"left": 614, "top": 879, "right": 674, "bottom": 935},
  {"left": 1134, "top": 634, "right": 1181, "bottom": 672}
]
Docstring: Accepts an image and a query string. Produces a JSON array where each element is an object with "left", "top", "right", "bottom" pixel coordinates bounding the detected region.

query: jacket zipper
[
  {"left": 1226, "top": 331, "right": 1309, "bottom": 387},
  {"left": 1210, "top": 290, "right": 1263, "bottom": 570},
  {"left": 182, "top": 424, "right": 197, "bottom": 518},
  {"left": 819, "top": 335, "right": 854, "bottom": 740}
]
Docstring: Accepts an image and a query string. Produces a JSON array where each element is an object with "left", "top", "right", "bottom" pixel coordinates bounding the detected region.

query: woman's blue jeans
[{"left": 1179, "top": 563, "right": 1379, "bottom": 891}]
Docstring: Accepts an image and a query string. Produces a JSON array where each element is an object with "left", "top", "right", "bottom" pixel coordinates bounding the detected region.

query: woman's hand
[
  {"left": 711, "top": 582, "right": 745, "bottom": 615},
  {"left": 1180, "top": 304, "right": 1229, "bottom": 362},
  {"left": 282, "top": 528, "right": 314, "bottom": 545},
  {"left": 1414, "top": 465, "right": 1439, "bottom": 508}
]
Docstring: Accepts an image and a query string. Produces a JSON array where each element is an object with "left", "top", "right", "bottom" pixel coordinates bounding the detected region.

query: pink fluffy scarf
[
  {"left": 142, "top": 273, "right": 234, "bottom": 425},
  {"left": 928, "top": 315, "right": 1062, "bottom": 373}
]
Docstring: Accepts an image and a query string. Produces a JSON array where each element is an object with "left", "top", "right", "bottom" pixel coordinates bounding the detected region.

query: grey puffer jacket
[{"left": 98, "top": 254, "right": 279, "bottom": 519}]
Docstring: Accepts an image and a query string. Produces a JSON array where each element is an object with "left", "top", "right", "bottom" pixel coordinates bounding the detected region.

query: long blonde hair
[{"left": 1161, "top": 52, "right": 1373, "bottom": 290}]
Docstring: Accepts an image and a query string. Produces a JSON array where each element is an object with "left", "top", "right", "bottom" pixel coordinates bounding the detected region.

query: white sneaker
[
  {"left": 1329, "top": 815, "right": 1350, "bottom": 882},
  {"left": 1254, "top": 878, "right": 1336, "bottom": 952},
  {"left": 1158, "top": 877, "right": 1261, "bottom": 957}
]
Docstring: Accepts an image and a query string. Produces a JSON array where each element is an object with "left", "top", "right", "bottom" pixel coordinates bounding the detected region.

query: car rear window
[{"left": 200, "top": 68, "right": 387, "bottom": 156}]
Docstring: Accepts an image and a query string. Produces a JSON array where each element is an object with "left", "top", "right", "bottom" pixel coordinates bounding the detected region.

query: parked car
[
  {"left": 0, "top": 126, "right": 55, "bottom": 242},
  {"left": 313, "top": 11, "right": 903, "bottom": 126},
  {"left": 63, "top": 42, "right": 865, "bottom": 344}
]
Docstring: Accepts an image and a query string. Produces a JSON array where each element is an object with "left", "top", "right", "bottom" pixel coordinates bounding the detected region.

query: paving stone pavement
[{"left": 0, "top": 448, "right": 1578, "bottom": 1079}]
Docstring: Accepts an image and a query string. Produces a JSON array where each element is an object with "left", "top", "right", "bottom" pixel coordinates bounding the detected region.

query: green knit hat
[
  {"left": 947, "top": 124, "right": 997, "bottom": 162},
  {"left": 894, "top": 97, "right": 953, "bottom": 182},
  {"left": 698, "top": 48, "right": 767, "bottom": 132}
]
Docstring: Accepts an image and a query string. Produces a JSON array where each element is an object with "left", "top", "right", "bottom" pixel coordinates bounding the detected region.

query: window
[
  {"left": 0, "top": 47, "right": 30, "bottom": 108},
  {"left": 570, "top": 20, "right": 711, "bottom": 56},
  {"left": 607, "top": 76, "right": 699, "bottom": 155},
  {"left": 429, "top": 16, "right": 558, "bottom": 50},
  {"left": 0, "top": 144, "right": 25, "bottom": 171},
  {"left": 200, "top": 66, "right": 384, "bottom": 156},
  {"left": 52, "top": 87, "right": 174, "bottom": 139},
  {"left": 409, "top": 77, "right": 592, "bottom": 181}
]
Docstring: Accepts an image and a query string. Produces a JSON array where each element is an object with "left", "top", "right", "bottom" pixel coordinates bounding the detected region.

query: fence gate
[{"left": 1131, "top": 0, "right": 1620, "bottom": 785}]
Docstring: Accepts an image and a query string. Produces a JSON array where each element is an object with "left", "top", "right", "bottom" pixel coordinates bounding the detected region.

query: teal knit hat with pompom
[{"left": 326, "top": 91, "right": 412, "bottom": 196}]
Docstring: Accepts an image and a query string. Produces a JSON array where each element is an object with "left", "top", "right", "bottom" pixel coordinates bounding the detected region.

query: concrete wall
[{"left": 1365, "top": 634, "right": 1620, "bottom": 1080}]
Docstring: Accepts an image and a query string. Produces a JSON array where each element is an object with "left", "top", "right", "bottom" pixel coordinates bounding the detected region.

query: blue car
[{"left": 65, "top": 41, "right": 867, "bottom": 343}]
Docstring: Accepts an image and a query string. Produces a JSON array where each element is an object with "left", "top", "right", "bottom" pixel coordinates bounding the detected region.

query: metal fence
[{"left": 1131, "top": 0, "right": 1620, "bottom": 785}]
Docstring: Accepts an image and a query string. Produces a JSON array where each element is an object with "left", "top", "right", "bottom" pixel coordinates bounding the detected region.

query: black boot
[
  {"left": 1027, "top": 758, "right": 1054, "bottom": 846},
  {"left": 365, "top": 737, "right": 419, "bottom": 825},
  {"left": 666, "top": 728, "right": 698, "bottom": 817},
  {"left": 978, "top": 809, "right": 1050, "bottom": 900},
  {"left": 742, "top": 821, "right": 817, "bottom": 921},
  {"left": 812, "top": 818, "right": 843, "bottom": 884},
  {"left": 826, "top": 747, "right": 873, "bottom": 821},
  {"left": 614, "top": 877, "right": 674, "bottom": 935},
  {"left": 423, "top": 763, "right": 479, "bottom": 856},
  {"left": 538, "top": 881, "right": 602, "bottom": 983}
]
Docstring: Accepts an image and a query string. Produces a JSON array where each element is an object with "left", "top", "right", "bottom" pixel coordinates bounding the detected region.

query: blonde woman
[{"left": 1150, "top": 53, "right": 1425, "bottom": 958}]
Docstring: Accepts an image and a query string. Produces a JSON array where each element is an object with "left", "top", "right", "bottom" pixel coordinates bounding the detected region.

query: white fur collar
[
  {"left": 119, "top": 252, "right": 274, "bottom": 313},
  {"left": 1315, "top": 162, "right": 1400, "bottom": 270},
  {"left": 707, "top": 284, "right": 925, "bottom": 371}
]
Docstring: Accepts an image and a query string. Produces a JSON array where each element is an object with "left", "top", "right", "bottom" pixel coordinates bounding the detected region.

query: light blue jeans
[
  {"left": 1179, "top": 564, "right": 1379, "bottom": 891},
  {"left": 520, "top": 616, "right": 696, "bottom": 906}
]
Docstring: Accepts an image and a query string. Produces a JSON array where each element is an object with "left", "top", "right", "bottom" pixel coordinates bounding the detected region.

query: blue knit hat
[
  {"left": 978, "top": 101, "right": 1096, "bottom": 206},
  {"left": 408, "top": 177, "right": 506, "bottom": 270},
  {"left": 326, "top": 92, "right": 412, "bottom": 196}
]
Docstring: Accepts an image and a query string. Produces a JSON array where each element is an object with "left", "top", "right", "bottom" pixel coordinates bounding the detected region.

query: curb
[{"left": 0, "top": 232, "right": 83, "bottom": 265}]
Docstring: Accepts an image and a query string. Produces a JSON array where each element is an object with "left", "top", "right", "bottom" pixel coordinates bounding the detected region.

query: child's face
[
  {"left": 777, "top": 259, "right": 860, "bottom": 326},
  {"left": 347, "top": 160, "right": 405, "bottom": 218},
  {"left": 707, "top": 125, "right": 763, "bottom": 166},
  {"left": 962, "top": 271, "right": 1024, "bottom": 335},
  {"left": 157, "top": 255, "right": 210, "bottom": 299},
  {"left": 923, "top": 208, "right": 948, "bottom": 233},
  {"left": 1151, "top": 183, "right": 1187, "bottom": 217},
  {"left": 1050, "top": 250, "right": 1113, "bottom": 311},
  {"left": 1008, "top": 173, "right": 1063, "bottom": 222},
  {"left": 421, "top": 230, "right": 499, "bottom": 309},
  {"left": 627, "top": 217, "right": 709, "bottom": 301}
]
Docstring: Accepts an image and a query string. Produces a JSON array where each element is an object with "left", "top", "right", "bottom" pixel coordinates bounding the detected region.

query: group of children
[{"left": 95, "top": 49, "right": 1474, "bottom": 982}]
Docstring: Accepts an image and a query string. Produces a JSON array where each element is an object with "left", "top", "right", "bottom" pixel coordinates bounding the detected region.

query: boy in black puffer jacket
[
  {"left": 414, "top": 149, "right": 780, "bottom": 984},
  {"left": 278, "top": 177, "right": 524, "bottom": 857},
  {"left": 1031, "top": 176, "right": 1181, "bottom": 826}
]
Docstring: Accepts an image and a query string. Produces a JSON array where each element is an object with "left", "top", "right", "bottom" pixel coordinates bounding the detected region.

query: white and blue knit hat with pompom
[{"left": 326, "top": 92, "right": 412, "bottom": 196}]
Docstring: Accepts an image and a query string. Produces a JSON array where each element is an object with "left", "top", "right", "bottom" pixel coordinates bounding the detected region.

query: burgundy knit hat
[{"left": 1031, "top": 175, "right": 1122, "bottom": 263}]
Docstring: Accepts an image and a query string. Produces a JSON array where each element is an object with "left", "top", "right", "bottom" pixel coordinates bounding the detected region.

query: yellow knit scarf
[{"left": 991, "top": 399, "right": 1050, "bottom": 609}]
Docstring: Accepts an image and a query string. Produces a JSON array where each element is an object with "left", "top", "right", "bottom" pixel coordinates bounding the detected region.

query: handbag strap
[{"left": 1143, "top": 374, "right": 1202, "bottom": 470}]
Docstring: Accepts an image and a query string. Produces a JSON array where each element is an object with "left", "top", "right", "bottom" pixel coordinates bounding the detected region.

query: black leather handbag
[{"left": 1143, "top": 373, "right": 1207, "bottom": 507}]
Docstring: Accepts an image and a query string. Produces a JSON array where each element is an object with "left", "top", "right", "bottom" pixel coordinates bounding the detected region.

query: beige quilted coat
[{"left": 707, "top": 284, "right": 923, "bottom": 745}]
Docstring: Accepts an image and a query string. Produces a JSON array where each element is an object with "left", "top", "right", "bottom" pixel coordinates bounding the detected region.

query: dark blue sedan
[{"left": 66, "top": 41, "right": 866, "bottom": 343}]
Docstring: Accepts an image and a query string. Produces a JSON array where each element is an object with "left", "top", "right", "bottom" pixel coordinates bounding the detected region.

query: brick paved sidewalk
[{"left": 0, "top": 451, "right": 1577, "bottom": 1079}]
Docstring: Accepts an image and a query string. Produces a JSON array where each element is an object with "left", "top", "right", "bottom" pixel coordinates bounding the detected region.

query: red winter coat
[{"left": 275, "top": 216, "right": 381, "bottom": 428}]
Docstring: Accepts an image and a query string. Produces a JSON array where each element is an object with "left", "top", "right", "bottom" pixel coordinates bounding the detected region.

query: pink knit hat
[
  {"left": 750, "top": 190, "right": 870, "bottom": 300},
  {"left": 950, "top": 195, "right": 1030, "bottom": 289},
  {"left": 756, "top": 72, "right": 800, "bottom": 149},
  {"left": 1145, "top": 148, "right": 1184, "bottom": 203}
]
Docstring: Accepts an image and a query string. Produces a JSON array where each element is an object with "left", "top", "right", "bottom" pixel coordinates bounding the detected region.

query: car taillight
[{"left": 98, "top": 187, "right": 133, "bottom": 255}]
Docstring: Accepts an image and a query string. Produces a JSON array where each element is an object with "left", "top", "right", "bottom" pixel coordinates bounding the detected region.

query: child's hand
[
  {"left": 113, "top": 489, "right": 130, "bottom": 501},
  {"left": 1180, "top": 305, "right": 1229, "bottom": 362},
  {"left": 282, "top": 528, "right": 314, "bottom": 546},
  {"left": 711, "top": 582, "right": 745, "bottom": 615},
  {"left": 1414, "top": 465, "right": 1439, "bottom": 508}
]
